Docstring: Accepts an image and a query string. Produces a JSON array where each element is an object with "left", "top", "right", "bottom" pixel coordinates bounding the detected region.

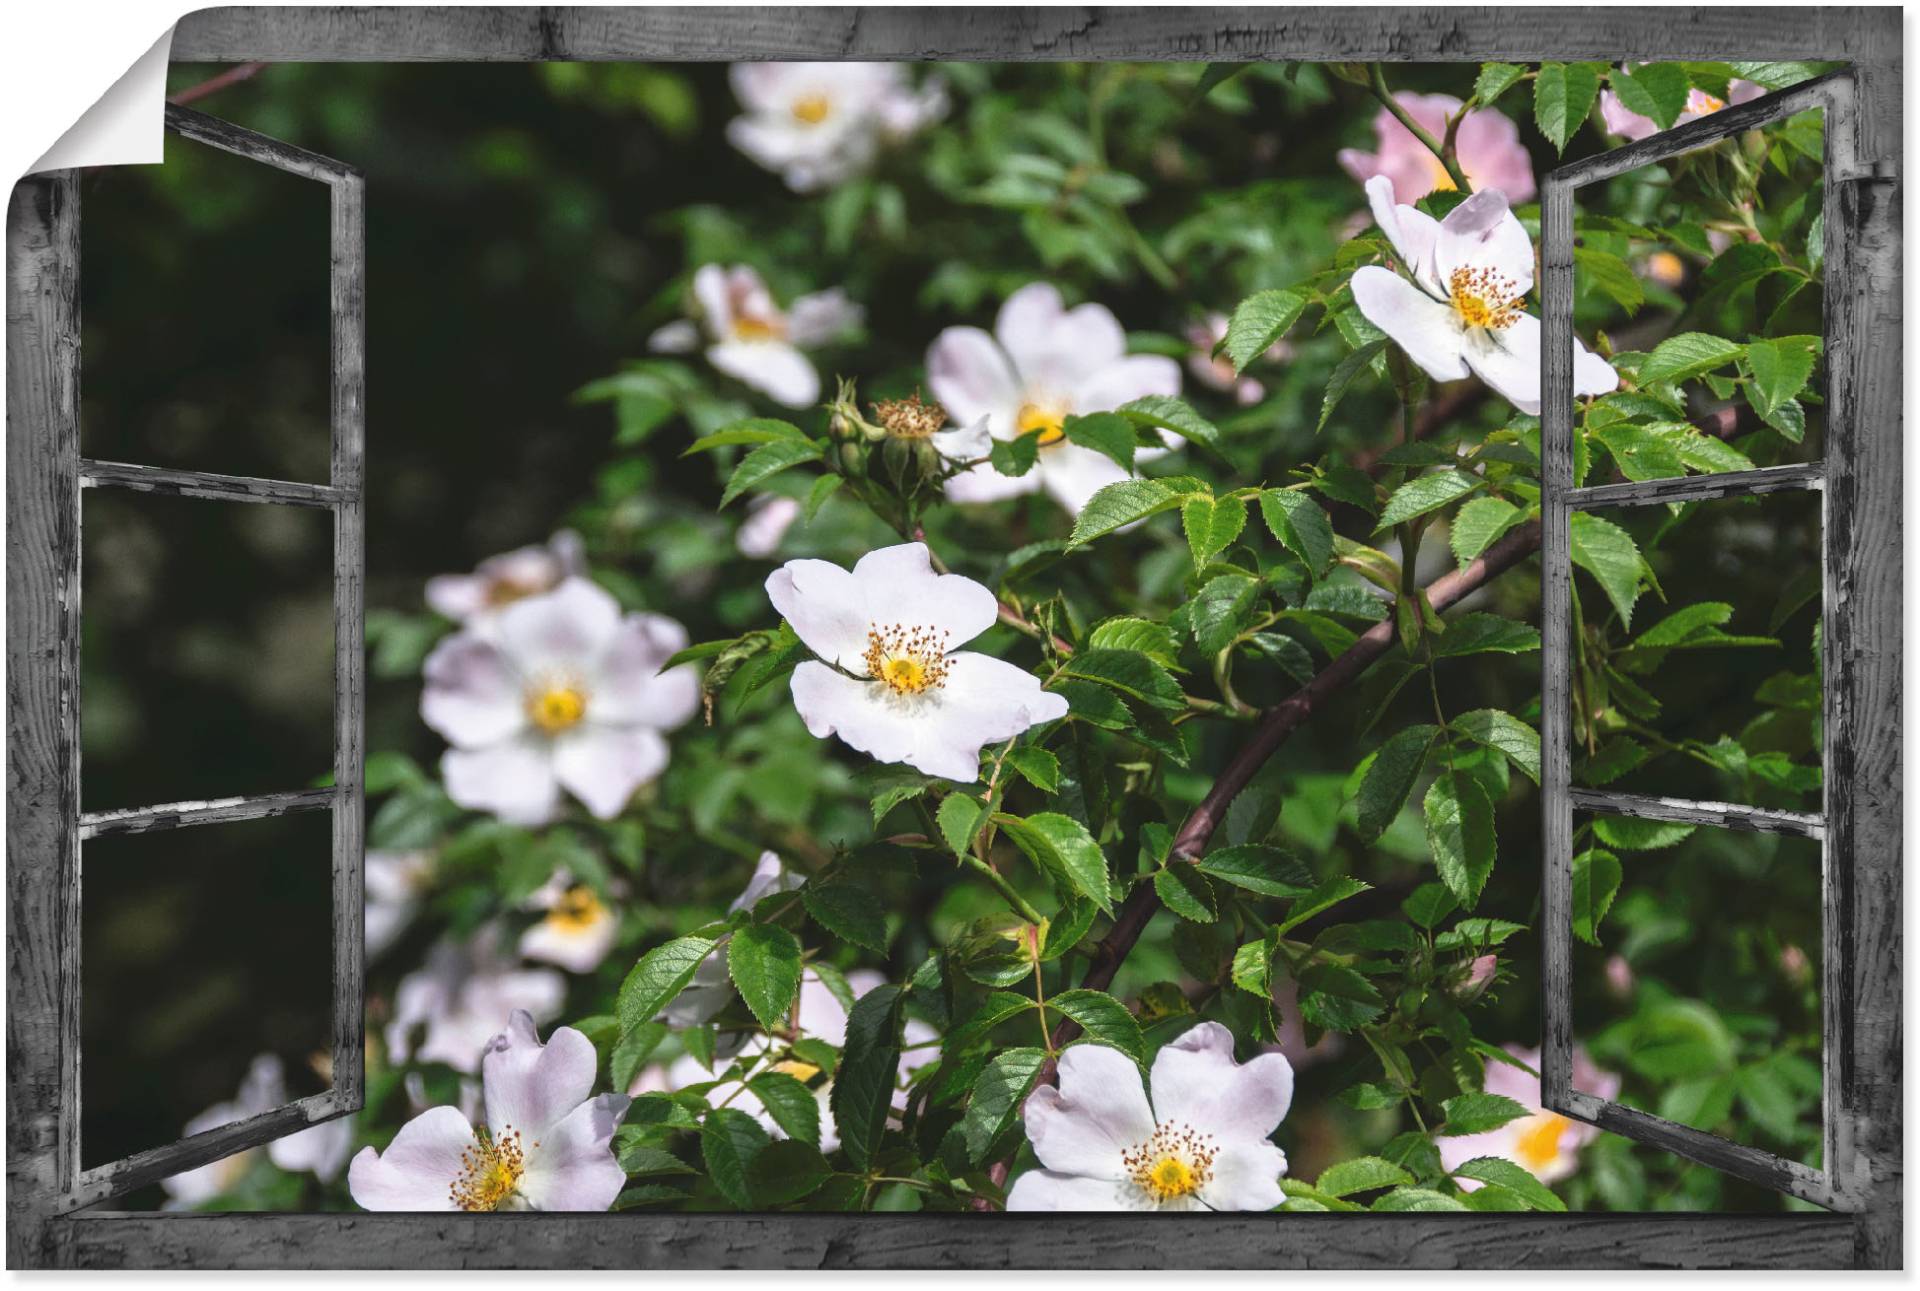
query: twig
[
  {"left": 168, "top": 62, "right": 267, "bottom": 107},
  {"left": 1367, "top": 64, "right": 1473, "bottom": 195}
]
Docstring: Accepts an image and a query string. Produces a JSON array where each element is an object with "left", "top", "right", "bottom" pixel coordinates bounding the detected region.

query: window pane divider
[
  {"left": 79, "top": 459, "right": 350, "bottom": 509},
  {"left": 77, "top": 787, "right": 339, "bottom": 841},
  {"left": 1568, "top": 462, "right": 1825, "bottom": 511},
  {"left": 1567, "top": 788, "right": 1825, "bottom": 840},
  {"left": 1559, "top": 1092, "right": 1835, "bottom": 1208}
]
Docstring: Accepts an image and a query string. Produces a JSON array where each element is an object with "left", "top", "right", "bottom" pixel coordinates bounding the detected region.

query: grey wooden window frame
[{"left": 4, "top": 4, "right": 1900, "bottom": 1272}]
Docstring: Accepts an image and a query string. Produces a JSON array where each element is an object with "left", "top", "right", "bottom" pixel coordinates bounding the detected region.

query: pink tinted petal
[
  {"left": 421, "top": 633, "right": 527, "bottom": 748},
  {"left": 1455, "top": 107, "right": 1536, "bottom": 203},
  {"left": 268, "top": 1115, "right": 355, "bottom": 1182},
  {"left": 766, "top": 558, "right": 871, "bottom": 670},
  {"left": 1435, "top": 189, "right": 1536, "bottom": 297},
  {"left": 1350, "top": 266, "right": 1470, "bottom": 382},
  {"left": 495, "top": 578, "right": 622, "bottom": 677},
  {"left": 996, "top": 283, "right": 1128, "bottom": 396},
  {"left": 708, "top": 340, "right": 819, "bottom": 408},
  {"left": 1198, "top": 1140, "right": 1289, "bottom": 1211},
  {"left": 786, "top": 288, "right": 863, "bottom": 347},
  {"left": 347, "top": 1106, "right": 474, "bottom": 1211},
  {"left": 481, "top": 1012, "right": 598, "bottom": 1141},
  {"left": 1365, "top": 177, "right": 1445, "bottom": 297},
  {"left": 849, "top": 542, "right": 999, "bottom": 648},
  {"left": 551, "top": 724, "right": 669, "bottom": 819},
  {"left": 1005, "top": 1169, "right": 1144, "bottom": 1211},
  {"left": 441, "top": 740, "right": 561, "bottom": 827},
  {"left": 1147, "top": 1020, "right": 1294, "bottom": 1147},
  {"left": 1599, "top": 89, "right": 1657, "bottom": 141},
  {"left": 589, "top": 613, "right": 699, "bottom": 729},
  {"left": 1070, "top": 353, "right": 1182, "bottom": 415},
  {"left": 926, "top": 325, "right": 1023, "bottom": 437},
  {"left": 425, "top": 574, "right": 489, "bottom": 622},
  {"left": 1024, "top": 1042, "right": 1153, "bottom": 1179},
  {"left": 517, "top": 1094, "right": 631, "bottom": 1211}
]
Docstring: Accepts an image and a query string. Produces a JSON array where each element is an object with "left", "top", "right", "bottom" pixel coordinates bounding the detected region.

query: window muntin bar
[
  {"left": 1568, "top": 789, "right": 1825, "bottom": 840},
  {"left": 1568, "top": 463, "right": 1826, "bottom": 511}
]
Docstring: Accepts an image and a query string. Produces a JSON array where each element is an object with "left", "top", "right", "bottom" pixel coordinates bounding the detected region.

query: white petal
[
  {"left": 1197, "top": 1140, "right": 1289, "bottom": 1211},
  {"left": 421, "top": 633, "right": 527, "bottom": 749},
  {"left": 517, "top": 1094, "right": 631, "bottom": 1211},
  {"left": 657, "top": 947, "right": 732, "bottom": 1028},
  {"left": 519, "top": 906, "right": 619, "bottom": 974},
  {"left": 788, "top": 661, "right": 926, "bottom": 771},
  {"left": 729, "top": 851, "right": 804, "bottom": 915},
  {"left": 943, "top": 458, "right": 1045, "bottom": 504},
  {"left": 1365, "top": 176, "right": 1445, "bottom": 297},
  {"left": 932, "top": 650, "right": 1070, "bottom": 749},
  {"left": 996, "top": 282, "right": 1127, "bottom": 396},
  {"left": 708, "top": 340, "right": 820, "bottom": 409},
  {"left": 849, "top": 542, "right": 999, "bottom": 650},
  {"left": 692, "top": 263, "right": 735, "bottom": 336},
  {"left": 648, "top": 318, "right": 701, "bottom": 354},
  {"left": 926, "top": 325, "right": 1023, "bottom": 437},
  {"left": 1069, "top": 353, "right": 1182, "bottom": 417},
  {"left": 728, "top": 63, "right": 796, "bottom": 114},
  {"left": 930, "top": 416, "right": 993, "bottom": 463},
  {"left": 480, "top": 1012, "right": 598, "bottom": 1142},
  {"left": 1435, "top": 189, "right": 1536, "bottom": 298},
  {"left": 424, "top": 573, "right": 489, "bottom": 622},
  {"left": 267, "top": 1115, "right": 355, "bottom": 1182},
  {"left": 1147, "top": 1020, "right": 1294, "bottom": 1147},
  {"left": 494, "top": 577, "right": 622, "bottom": 677},
  {"left": 1024, "top": 1043, "right": 1153, "bottom": 1179},
  {"left": 1006, "top": 1169, "right": 1148, "bottom": 1211},
  {"left": 551, "top": 724, "right": 670, "bottom": 819},
  {"left": 795, "top": 968, "right": 853, "bottom": 1046},
  {"left": 442, "top": 740, "right": 561, "bottom": 827},
  {"left": 786, "top": 288, "right": 864, "bottom": 347},
  {"left": 587, "top": 613, "right": 699, "bottom": 729},
  {"left": 1036, "top": 442, "right": 1133, "bottom": 517},
  {"left": 347, "top": 1106, "right": 473, "bottom": 1211},
  {"left": 1350, "top": 266, "right": 1471, "bottom": 383},
  {"left": 737, "top": 494, "right": 802, "bottom": 558},
  {"left": 766, "top": 558, "right": 872, "bottom": 671},
  {"left": 1461, "top": 316, "right": 1547, "bottom": 414}
]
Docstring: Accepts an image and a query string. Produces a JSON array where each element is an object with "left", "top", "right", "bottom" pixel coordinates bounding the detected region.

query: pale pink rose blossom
[
  {"left": 1438, "top": 1043, "right": 1621, "bottom": 1187},
  {"left": 727, "top": 62, "right": 946, "bottom": 193},
  {"left": 425, "top": 531, "right": 584, "bottom": 625},
  {"left": 161, "top": 1056, "right": 354, "bottom": 1208},
  {"left": 519, "top": 870, "right": 621, "bottom": 974},
  {"left": 737, "top": 494, "right": 802, "bottom": 559},
  {"left": 1338, "top": 93, "right": 1536, "bottom": 204},
  {"left": 386, "top": 925, "right": 567, "bottom": 1074},
  {"left": 649, "top": 264, "right": 862, "bottom": 409}
]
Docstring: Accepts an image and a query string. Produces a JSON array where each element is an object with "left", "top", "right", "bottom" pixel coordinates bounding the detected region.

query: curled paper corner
[{"left": 28, "top": 25, "right": 177, "bottom": 176}]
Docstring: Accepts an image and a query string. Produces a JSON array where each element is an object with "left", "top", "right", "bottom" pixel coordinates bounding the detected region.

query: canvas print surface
[{"left": 76, "top": 54, "right": 1833, "bottom": 1217}]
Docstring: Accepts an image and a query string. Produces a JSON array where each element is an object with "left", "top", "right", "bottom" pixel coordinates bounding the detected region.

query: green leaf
[
  {"left": 1569, "top": 511, "right": 1645, "bottom": 627},
  {"left": 1118, "top": 394, "right": 1222, "bottom": 451},
  {"left": 1449, "top": 497, "right": 1525, "bottom": 567},
  {"left": 1066, "top": 480, "right": 1188, "bottom": 549},
  {"left": 718, "top": 438, "right": 824, "bottom": 508},
  {"left": 701, "top": 1106, "right": 771, "bottom": 1209},
  {"left": 1610, "top": 62, "right": 1691, "bottom": 131},
  {"left": 1059, "top": 648, "right": 1186, "bottom": 711},
  {"left": 802, "top": 880, "right": 890, "bottom": 954},
  {"left": 830, "top": 984, "right": 905, "bottom": 1170},
  {"left": 1452, "top": 1156, "right": 1567, "bottom": 1211},
  {"left": 1230, "top": 936, "right": 1274, "bottom": 998},
  {"left": 1441, "top": 1091, "right": 1532, "bottom": 1135},
  {"left": 959, "top": 1046, "right": 1047, "bottom": 1163},
  {"left": 1534, "top": 61, "right": 1603, "bottom": 152},
  {"left": 1006, "top": 745, "right": 1061, "bottom": 793},
  {"left": 1402, "top": 882, "right": 1459, "bottom": 930},
  {"left": 1730, "top": 60, "right": 1824, "bottom": 90},
  {"left": 937, "top": 793, "right": 988, "bottom": 859},
  {"left": 1317, "top": 1156, "right": 1415, "bottom": 1198},
  {"left": 1638, "top": 332, "right": 1746, "bottom": 386},
  {"left": 1573, "top": 847, "right": 1623, "bottom": 945},
  {"left": 1431, "top": 613, "right": 1541, "bottom": 658},
  {"left": 1593, "top": 424, "right": 1687, "bottom": 482},
  {"left": 1475, "top": 62, "right": 1526, "bottom": 107},
  {"left": 1278, "top": 874, "right": 1372, "bottom": 934},
  {"left": 684, "top": 417, "right": 807, "bottom": 454},
  {"left": 990, "top": 432, "right": 1040, "bottom": 478},
  {"left": 1181, "top": 493, "right": 1248, "bottom": 566},
  {"left": 1452, "top": 709, "right": 1541, "bottom": 784},
  {"left": 1154, "top": 863, "right": 1219, "bottom": 922},
  {"left": 619, "top": 936, "right": 719, "bottom": 1034},
  {"left": 1425, "top": 772, "right": 1498, "bottom": 910},
  {"left": 1593, "top": 815, "right": 1695, "bottom": 851},
  {"left": 1049, "top": 990, "right": 1146, "bottom": 1063},
  {"left": 1376, "top": 470, "right": 1482, "bottom": 531},
  {"left": 615, "top": 1139, "right": 696, "bottom": 1177},
  {"left": 1063, "top": 411, "right": 1139, "bottom": 472},
  {"left": 1574, "top": 247, "right": 1644, "bottom": 316},
  {"left": 803, "top": 471, "right": 842, "bottom": 521},
  {"left": 1374, "top": 1187, "right": 1470, "bottom": 1212},
  {"left": 1319, "top": 338, "right": 1389, "bottom": 432},
  {"left": 748, "top": 1071, "right": 822, "bottom": 1146},
  {"left": 864, "top": 766, "right": 936, "bottom": 824},
  {"left": 997, "top": 812, "right": 1114, "bottom": 914},
  {"left": 1086, "top": 617, "right": 1180, "bottom": 667},
  {"left": 1191, "top": 573, "right": 1260, "bottom": 657},
  {"left": 1259, "top": 489, "right": 1335, "bottom": 575},
  {"left": 1298, "top": 961, "right": 1386, "bottom": 1031},
  {"left": 1744, "top": 335, "right": 1820, "bottom": 418},
  {"left": 1222, "top": 289, "right": 1309, "bottom": 374},
  {"left": 1355, "top": 724, "right": 1440, "bottom": 843},
  {"left": 745, "top": 1140, "right": 832, "bottom": 1206},
  {"left": 729, "top": 923, "right": 804, "bottom": 1032},
  {"left": 1196, "top": 844, "right": 1315, "bottom": 898}
]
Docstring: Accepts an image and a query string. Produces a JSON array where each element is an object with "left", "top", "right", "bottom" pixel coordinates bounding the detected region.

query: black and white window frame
[{"left": 4, "top": 5, "right": 1901, "bottom": 1272}]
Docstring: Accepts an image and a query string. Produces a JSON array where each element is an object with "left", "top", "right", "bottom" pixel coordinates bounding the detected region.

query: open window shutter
[
  {"left": 1539, "top": 68, "right": 1896, "bottom": 1225},
  {"left": 9, "top": 105, "right": 365, "bottom": 1216}
]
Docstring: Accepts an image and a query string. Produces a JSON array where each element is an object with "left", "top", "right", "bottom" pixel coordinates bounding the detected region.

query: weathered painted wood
[
  {"left": 163, "top": 103, "right": 358, "bottom": 185},
  {"left": 6, "top": 172, "right": 81, "bottom": 1270},
  {"left": 1560, "top": 1092, "right": 1833, "bottom": 1208},
  {"left": 76, "top": 787, "right": 337, "bottom": 841},
  {"left": 48, "top": 1210, "right": 1859, "bottom": 1271},
  {"left": 1568, "top": 789, "right": 1825, "bottom": 840},
  {"left": 1568, "top": 462, "right": 1825, "bottom": 511},
  {"left": 79, "top": 459, "right": 345, "bottom": 508}
]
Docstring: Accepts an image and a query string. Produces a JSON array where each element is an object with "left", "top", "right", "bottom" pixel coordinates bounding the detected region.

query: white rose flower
[
  {"left": 421, "top": 576, "right": 698, "bottom": 827},
  {"left": 364, "top": 849, "right": 434, "bottom": 959},
  {"left": 649, "top": 263, "right": 862, "bottom": 409},
  {"left": 764, "top": 542, "right": 1068, "bottom": 782},
  {"left": 726, "top": 61, "right": 947, "bottom": 193},
  {"left": 926, "top": 282, "right": 1183, "bottom": 515},
  {"left": 1007, "top": 1022, "right": 1294, "bottom": 1212},
  {"left": 349, "top": 1011, "right": 629, "bottom": 1212},
  {"left": 161, "top": 1055, "right": 354, "bottom": 1208},
  {"left": 1438, "top": 1043, "right": 1621, "bottom": 1186},
  {"left": 1349, "top": 176, "right": 1617, "bottom": 415},
  {"left": 736, "top": 493, "right": 803, "bottom": 559},
  {"left": 386, "top": 924, "right": 567, "bottom": 1074},
  {"left": 519, "top": 870, "right": 621, "bottom": 974},
  {"left": 424, "top": 531, "right": 584, "bottom": 626}
]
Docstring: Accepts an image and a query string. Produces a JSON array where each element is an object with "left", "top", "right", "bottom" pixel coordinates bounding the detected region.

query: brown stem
[{"left": 168, "top": 62, "right": 267, "bottom": 107}]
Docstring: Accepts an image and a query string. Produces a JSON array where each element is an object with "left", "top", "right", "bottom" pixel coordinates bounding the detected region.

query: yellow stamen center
[
  {"left": 1122, "top": 1122, "right": 1218, "bottom": 1205},
  {"left": 527, "top": 685, "right": 587, "bottom": 734},
  {"left": 449, "top": 1126, "right": 530, "bottom": 1212},
  {"left": 485, "top": 576, "right": 544, "bottom": 608},
  {"left": 1016, "top": 403, "right": 1068, "bottom": 446},
  {"left": 731, "top": 316, "right": 786, "bottom": 342},
  {"left": 863, "top": 623, "right": 951, "bottom": 696},
  {"left": 792, "top": 94, "right": 832, "bottom": 125},
  {"left": 1512, "top": 1112, "right": 1568, "bottom": 1172},
  {"left": 773, "top": 1059, "right": 822, "bottom": 1082},
  {"left": 546, "top": 885, "right": 605, "bottom": 933},
  {"left": 1691, "top": 91, "right": 1728, "bottom": 114},
  {"left": 1448, "top": 266, "right": 1525, "bottom": 331}
]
